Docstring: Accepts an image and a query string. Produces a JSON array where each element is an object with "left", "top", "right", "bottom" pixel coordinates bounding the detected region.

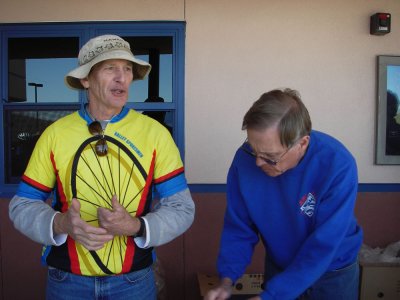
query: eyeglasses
[
  {"left": 241, "top": 139, "right": 295, "bottom": 166},
  {"left": 88, "top": 121, "right": 108, "bottom": 156}
]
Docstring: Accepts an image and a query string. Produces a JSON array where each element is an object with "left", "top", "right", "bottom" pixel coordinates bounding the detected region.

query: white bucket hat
[{"left": 65, "top": 34, "right": 152, "bottom": 90}]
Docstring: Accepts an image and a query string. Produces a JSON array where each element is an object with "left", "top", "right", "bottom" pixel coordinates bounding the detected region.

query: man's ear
[
  {"left": 299, "top": 135, "right": 310, "bottom": 149},
  {"left": 80, "top": 78, "right": 89, "bottom": 89}
]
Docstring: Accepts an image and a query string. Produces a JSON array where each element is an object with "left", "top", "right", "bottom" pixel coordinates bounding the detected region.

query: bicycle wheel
[{"left": 71, "top": 134, "right": 149, "bottom": 275}]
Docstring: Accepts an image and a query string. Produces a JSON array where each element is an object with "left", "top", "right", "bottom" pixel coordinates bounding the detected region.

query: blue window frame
[{"left": 0, "top": 21, "right": 185, "bottom": 194}]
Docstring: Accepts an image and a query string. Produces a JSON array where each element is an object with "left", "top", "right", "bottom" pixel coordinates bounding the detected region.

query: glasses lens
[
  {"left": 88, "top": 121, "right": 102, "bottom": 135},
  {"left": 95, "top": 138, "right": 108, "bottom": 156},
  {"left": 264, "top": 158, "right": 277, "bottom": 166},
  {"left": 243, "top": 141, "right": 279, "bottom": 166}
]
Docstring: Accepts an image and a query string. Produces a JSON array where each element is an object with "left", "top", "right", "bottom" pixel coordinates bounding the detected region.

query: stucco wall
[{"left": 1, "top": 0, "right": 399, "bottom": 184}]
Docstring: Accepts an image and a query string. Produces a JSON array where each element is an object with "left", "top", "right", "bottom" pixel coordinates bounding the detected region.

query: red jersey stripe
[
  {"left": 153, "top": 167, "right": 184, "bottom": 184},
  {"left": 21, "top": 174, "right": 52, "bottom": 192}
]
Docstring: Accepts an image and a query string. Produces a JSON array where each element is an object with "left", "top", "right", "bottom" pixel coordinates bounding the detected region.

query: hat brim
[{"left": 65, "top": 50, "right": 152, "bottom": 90}]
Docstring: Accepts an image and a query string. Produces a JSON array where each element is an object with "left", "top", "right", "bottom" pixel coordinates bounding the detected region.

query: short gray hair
[{"left": 242, "top": 88, "right": 312, "bottom": 147}]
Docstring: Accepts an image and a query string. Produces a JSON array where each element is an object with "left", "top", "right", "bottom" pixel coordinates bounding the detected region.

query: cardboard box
[
  {"left": 197, "top": 273, "right": 264, "bottom": 299},
  {"left": 359, "top": 262, "right": 400, "bottom": 300}
]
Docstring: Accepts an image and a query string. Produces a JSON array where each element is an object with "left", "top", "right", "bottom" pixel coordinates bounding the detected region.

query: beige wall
[
  {"left": 0, "top": 0, "right": 185, "bottom": 21},
  {"left": 1, "top": 0, "right": 400, "bottom": 184}
]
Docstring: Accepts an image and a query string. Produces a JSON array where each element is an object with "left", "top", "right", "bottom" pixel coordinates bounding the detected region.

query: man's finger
[
  {"left": 84, "top": 224, "right": 112, "bottom": 235},
  {"left": 69, "top": 198, "right": 81, "bottom": 216},
  {"left": 111, "top": 195, "right": 123, "bottom": 211}
]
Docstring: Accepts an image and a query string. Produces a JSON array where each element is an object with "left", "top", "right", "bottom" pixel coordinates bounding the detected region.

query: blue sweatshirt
[{"left": 217, "top": 130, "right": 363, "bottom": 300}]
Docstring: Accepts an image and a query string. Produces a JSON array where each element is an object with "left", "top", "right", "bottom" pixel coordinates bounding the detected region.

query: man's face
[
  {"left": 246, "top": 127, "right": 308, "bottom": 177},
  {"left": 81, "top": 59, "right": 134, "bottom": 111}
]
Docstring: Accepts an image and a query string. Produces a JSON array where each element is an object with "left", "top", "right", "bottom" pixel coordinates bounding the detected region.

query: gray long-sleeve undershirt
[{"left": 9, "top": 188, "right": 195, "bottom": 248}]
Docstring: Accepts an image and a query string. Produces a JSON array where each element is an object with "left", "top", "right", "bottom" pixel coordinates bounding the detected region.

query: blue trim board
[
  {"left": 1, "top": 183, "right": 400, "bottom": 198},
  {"left": 188, "top": 184, "right": 227, "bottom": 193},
  {"left": 357, "top": 183, "right": 400, "bottom": 192},
  {"left": 188, "top": 183, "right": 400, "bottom": 193}
]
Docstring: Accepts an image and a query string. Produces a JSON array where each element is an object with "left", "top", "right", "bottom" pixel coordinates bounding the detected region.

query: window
[{"left": 0, "top": 22, "right": 185, "bottom": 191}]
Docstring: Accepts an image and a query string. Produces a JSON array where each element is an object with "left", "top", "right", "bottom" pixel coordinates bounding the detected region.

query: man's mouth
[{"left": 111, "top": 88, "right": 125, "bottom": 95}]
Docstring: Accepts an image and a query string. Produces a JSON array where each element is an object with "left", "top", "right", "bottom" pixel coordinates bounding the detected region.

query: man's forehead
[{"left": 247, "top": 127, "right": 284, "bottom": 153}]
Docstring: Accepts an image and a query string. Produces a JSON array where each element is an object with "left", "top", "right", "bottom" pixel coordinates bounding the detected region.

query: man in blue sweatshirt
[{"left": 205, "top": 88, "right": 363, "bottom": 300}]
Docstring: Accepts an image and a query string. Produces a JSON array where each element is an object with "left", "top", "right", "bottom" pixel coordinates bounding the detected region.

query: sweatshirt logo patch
[{"left": 299, "top": 192, "right": 316, "bottom": 217}]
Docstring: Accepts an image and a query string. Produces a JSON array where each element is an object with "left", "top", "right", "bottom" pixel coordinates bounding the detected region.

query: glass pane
[
  {"left": 4, "top": 109, "right": 75, "bottom": 183},
  {"left": 386, "top": 65, "right": 400, "bottom": 155},
  {"left": 129, "top": 54, "right": 150, "bottom": 102},
  {"left": 124, "top": 36, "right": 173, "bottom": 103},
  {"left": 8, "top": 37, "right": 79, "bottom": 103},
  {"left": 159, "top": 54, "right": 173, "bottom": 102}
]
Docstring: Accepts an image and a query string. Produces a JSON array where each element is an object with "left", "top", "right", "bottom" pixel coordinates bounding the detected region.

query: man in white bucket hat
[{"left": 9, "top": 34, "right": 195, "bottom": 300}]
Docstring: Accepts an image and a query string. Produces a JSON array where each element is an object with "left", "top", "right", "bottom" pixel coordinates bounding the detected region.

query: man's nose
[
  {"left": 114, "top": 68, "right": 127, "bottom": 82},
  {"left": 255, "top": 156, "right": 266, "bottom": 167}
]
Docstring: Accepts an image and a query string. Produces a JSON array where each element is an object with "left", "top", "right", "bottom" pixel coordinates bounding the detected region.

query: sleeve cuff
[
  {"left": 50, "top": 212, "right": 68, "bottom": 246},
  {"left": 134, "top": 217, "right": 150, "bottom": 248}
]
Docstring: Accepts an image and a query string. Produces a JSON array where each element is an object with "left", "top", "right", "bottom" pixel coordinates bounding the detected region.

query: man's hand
[
  {"left": 97, "top": 195, "right": 141, "bottom": 236},
  {"left": 204, "top": 278, "right": 233, "bottom": 300},
  {"left": 53, "top": 198, "right": 114, "bottom": 250}
]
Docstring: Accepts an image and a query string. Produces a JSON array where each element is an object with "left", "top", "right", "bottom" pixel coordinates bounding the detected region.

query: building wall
[{"left": 1, "top": 0, "right": 399, "bottom": 184}]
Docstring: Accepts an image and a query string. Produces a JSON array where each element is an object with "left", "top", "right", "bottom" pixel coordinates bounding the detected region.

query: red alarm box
[{"left": 370, "top": 13, "right": 391, "bottom": 35}]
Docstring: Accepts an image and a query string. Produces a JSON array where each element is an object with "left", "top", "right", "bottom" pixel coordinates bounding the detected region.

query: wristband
[{"left": 134, "top": 217, "right": 145, "bottom": 238}]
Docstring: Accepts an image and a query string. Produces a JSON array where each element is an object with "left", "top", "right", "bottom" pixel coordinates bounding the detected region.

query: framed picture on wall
[{"left": 376, "top": 55, "right": 400, "bottom": 164}]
